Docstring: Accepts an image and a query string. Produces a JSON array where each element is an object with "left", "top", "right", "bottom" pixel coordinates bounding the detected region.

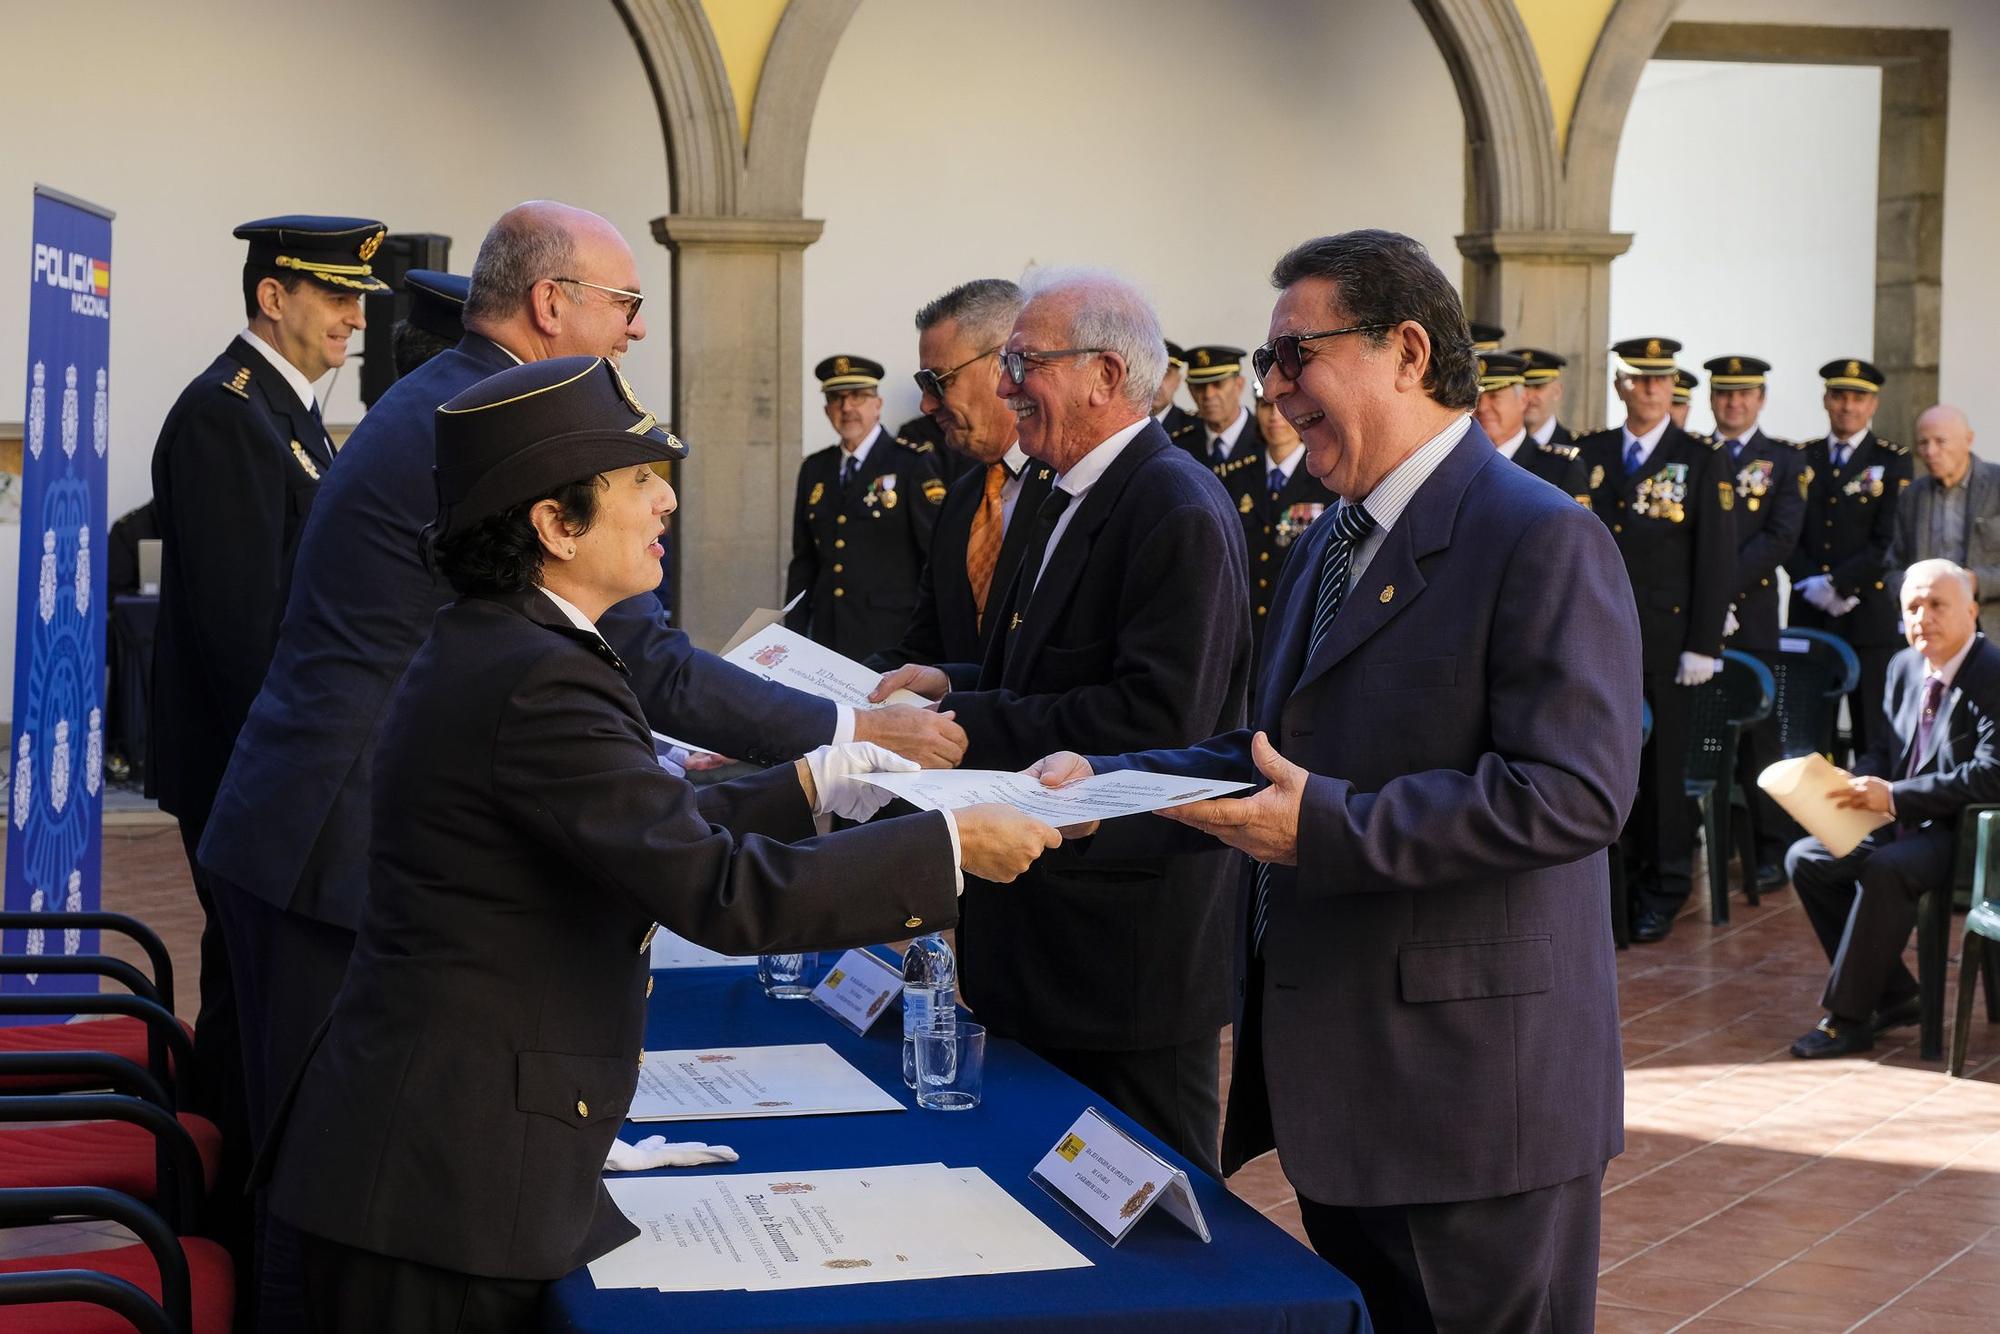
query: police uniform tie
[
  {"left": 1623, "top": 437, "right": 1645, "bottom": 477},
  {"left": 966, "top": 462, "right": 1009, "bottom": 627},
  {"left": 1725, "top": 437, "right": 1742, "bottom": 462},
  {"left": 1210, "top": 436, "right": 1226, "bottom": 464},
  {"left": 1268, "top": 467, "right": 1285, "bottom": 498},
  {"left": 1252, "top": 499, "right": 1377, "bottom": 957},
  {"left": 839, "top": 451, "right": 860, "bottom": 490},
  {"left": 309, "top": 399, "right": 333, "bottom": 455}
]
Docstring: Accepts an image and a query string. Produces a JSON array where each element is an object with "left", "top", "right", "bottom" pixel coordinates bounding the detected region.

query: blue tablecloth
[{"left": 545, "top": 963, "right": 1367, "bottom": 1334}]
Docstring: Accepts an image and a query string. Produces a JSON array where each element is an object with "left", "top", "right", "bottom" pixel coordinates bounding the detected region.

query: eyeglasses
[
  {"left": 1251, "top": 324, "right": 1395, "bottom": 382},
  {"left": 552, "top": 276, "right": 644, "bottom": 325},
  {"left": 998, "top": 347, "right": 1106, "bottom": 384},
  {"left": 913, "top": 346, "right": 1000, "bottom": 400}
]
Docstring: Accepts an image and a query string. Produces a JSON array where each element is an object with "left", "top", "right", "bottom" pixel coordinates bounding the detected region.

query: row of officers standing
[{"left": 786, "top": 326, "right": 1926, "bottom": 948}]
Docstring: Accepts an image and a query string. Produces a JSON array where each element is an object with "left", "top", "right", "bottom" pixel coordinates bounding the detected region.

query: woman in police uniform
[{"left": 265, "top": 356, "right": 1055, "bottom": 1332}]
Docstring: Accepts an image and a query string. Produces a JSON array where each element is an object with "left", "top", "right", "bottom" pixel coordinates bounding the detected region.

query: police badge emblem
[
  {"left": 808, "top": 481, "right": 825, "bottom": 506},
  {"left": 290, "top": 440, "right": 321, "bottom": 481},
  {"left": 1238, "top": 492, "right": 1255, "bottom": 514}
]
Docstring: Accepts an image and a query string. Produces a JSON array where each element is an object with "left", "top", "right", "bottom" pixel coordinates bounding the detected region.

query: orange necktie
[{"left": 967, "top": 463, "right": 1008, "bottom": 627}]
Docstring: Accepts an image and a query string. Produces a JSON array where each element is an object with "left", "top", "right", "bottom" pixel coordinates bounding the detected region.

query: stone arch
[
  {"left": 609, "top": 0, "right": 741, "bottom": 216},
  {"left": 1412, "top": 0, "right": 1562, "bottom": 235},
  {"left": 1561, "top": 0, "right": 1681, "bottom": 232}
]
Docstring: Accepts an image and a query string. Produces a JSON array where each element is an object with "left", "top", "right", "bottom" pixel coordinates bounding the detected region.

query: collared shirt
[
  {"left": 238, "top": 327, "right": 319, "bottom": 414},
  {"left": 1033, "top": 416, "right": 1149, "bottom": 590},
  {"left": 1494, "top": 428, "right": 1528, "bottom": 461},
  {"left": 839, "top": 423, "right": 883, "bottom": 474},
  {"left": 540, "top": 585, "right": 608, "bottom": 640},
  {"left": 1930, "top": 466, "right": 1974, "bottom": 565},
  {"left": 1826, "top": 428, "right": 1869, "bottom": 469},
  {"left": 1716, "top": 421, "right": 1761, "bottom": 458},
  {"left": 999, "top": 442, "right": 1031, "bottom": 529},
  {"left": 1347, "top": 413, "right": 1474, "bottom": 590},
  {"left": 1620, "top": 416, "right": 1672, "bottom": 474},
  {"left": 1530, "top": 416, "right": 1558, "bottom": 447},
  {"left": 1929, "top": 632, "right": 1977, "bottom": 692},
  {"left": 1265, "top": 445, "right": 1305, "bottom": 485},
  {"left": 1205, "top": 405, "right": 1250, "bottom": 460}
]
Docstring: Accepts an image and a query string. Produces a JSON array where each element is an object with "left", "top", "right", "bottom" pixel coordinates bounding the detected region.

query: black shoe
[
  {"left": 1790, "top": 1016, "right": 1876, "bottom": 1059},
  {"left": 1630, "top": 909, "right": 1675, "bottom": 943},
  {"left": 1870, "top": 996, "right": 1922, "bottom": 1033},
  {"left": 1755, "top": 863, "right": 1788, "bottom": 890}
]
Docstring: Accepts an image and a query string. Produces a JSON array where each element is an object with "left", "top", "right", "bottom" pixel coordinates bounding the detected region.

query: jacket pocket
[
  {"left": 516, "top": 1051, "right": 637, "bottom": 1129},
  {"left": 1397, "top": 934, "right": 1553, "bottom": 1003},
  {"left": 1360, "top": 655, "right": 1457, "bottom": 691}
]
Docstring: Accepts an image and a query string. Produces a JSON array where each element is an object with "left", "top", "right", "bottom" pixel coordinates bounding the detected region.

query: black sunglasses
[
  {"left": 913, "top": 346, "right": 1000, "bottom": 400},
  {"left": 1251, "top": 324, "right": 1395, "bottom": 381}
]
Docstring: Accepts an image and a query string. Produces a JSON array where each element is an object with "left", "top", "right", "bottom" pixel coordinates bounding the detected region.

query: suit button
[
  {"left": 1259, "top": 551, "right": 1270, "bottom": 562},
  {"left": 1258, "top": 578, "right": 1269, "bottom": 589},
  {"left": 1257, "top": 605, "right": 1267, "bottom": 615},
  {"left": 1613, "top": 524, "right": 1623, "bottom": 533},
  {"left": 1761, "top": 578, "right": 1770, "bottom": 587},
  {"left": 835, "top": 539, "right": 845, "bottom": 549},
  {"left": 834, "top": 587, "right": 845, "bottom": 598},
  {"left": 837, "top": 514, "right": 848, "bottom": 525},
  {"left": 576, "top": 1099, "right": 589, "bottom": 1119},
  {"left": 1875, "top": 581, "right": 1884, "bottom": 590},
  {"left": 1822, "top": 565, "right": 1831, "bottom": 573},
  {"left": 1672, "top": 606, "right": 1681, "bottom": 614},
  {"left": 904, "top": 916, "right": 923, "bottom": 929},
  {"left": 1263, "top": 526, "right": 1272, "bottom": 534},
  {"left": 1825, "top": 520, "right": 1833, "bottom": 527},
  {"left": 833, "top": 563, "right": 844, "bottom": 573}
]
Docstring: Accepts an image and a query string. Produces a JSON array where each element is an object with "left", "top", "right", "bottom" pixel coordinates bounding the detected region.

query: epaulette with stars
[
  {"left": 1169, "top": 421, "right": 1200, "bottom": 442},
  {"left": 895, "top": 435, "right": 934, "bottom": 455},
  {"left": 1536, "top": 441, "right": 1580, "bottom": 461},
  {"left": 221, "top": 363, "right": 253, "bottom": 400},
  {"left": 1878, "top": 437, "right": 1908, "bottom": 456},
  {"left": 1212, "top": 452, "right": 1261, "bottom": 481}
]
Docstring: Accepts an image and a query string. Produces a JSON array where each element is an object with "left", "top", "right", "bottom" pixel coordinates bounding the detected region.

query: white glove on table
[
  {"left": 803, "top": 742, "right": 919, "bottom": 821},
  {"left": 604, "top": 1136, "right": 739, "bottom": 1172},
  {"left": 1722, "top": 607, "right": 1740, "bottom": 640},
  {"left": 1675, "top": 652, "right": 1723, "bottom": 687}
]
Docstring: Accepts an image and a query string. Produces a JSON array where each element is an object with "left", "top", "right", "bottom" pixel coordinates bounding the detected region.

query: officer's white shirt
[
  {"left": 1530, "top": 415, "right": 1559, "bottom": 447},
  {"left": 1827, "top": 428, "right": 1870, "bottom": 468},
  {"left": 1265, "top": 445, "right": 1306, "bottom": 483},
  {"left": 238, "top": 327, "right": 319, "bottom": 414},
  {"left": 1620, "top": 416, "right": 1672, "bottom": 474},
  {"left": 1495, "top": 428, "right": 1529, "bottom": 461},
  {"left": 1206, "top": 405, "right": 1250, "bottom": 460},
  {"left": 840, "top": 424, "right": 883, "bottom": 471}
]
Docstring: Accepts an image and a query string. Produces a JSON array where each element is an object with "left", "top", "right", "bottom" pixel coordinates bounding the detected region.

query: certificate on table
[
  {"left": 856, "top": 769, "right": 1251, "bottom": 823},
  {"left": 630, "top": 1043, "right": 904, "bottom": 1122},
  {"left": 721, "top": 617, "right": 929, "bottom": 709}
]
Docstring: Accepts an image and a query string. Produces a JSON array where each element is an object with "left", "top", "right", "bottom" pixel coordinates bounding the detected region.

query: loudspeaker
[{"left": 358, "top": 232, "right": 452, "bottom": 408}]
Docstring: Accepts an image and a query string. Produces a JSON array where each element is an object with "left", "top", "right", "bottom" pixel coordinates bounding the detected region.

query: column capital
[
  {"left": 651, "top": 213, "right": 826, "bottom": 252},
  {"left": 1456, "top": 229, "right": 1634, "bottom": 262}
]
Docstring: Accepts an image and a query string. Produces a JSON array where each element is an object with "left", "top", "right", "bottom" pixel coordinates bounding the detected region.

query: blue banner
[{"left": 3, "top": 186, "right": 113, "bottom": 1006}]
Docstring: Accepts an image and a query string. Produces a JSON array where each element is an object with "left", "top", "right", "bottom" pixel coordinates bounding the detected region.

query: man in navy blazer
[{"left": 1032, "top": 232, "right": 1640, "bottom": 1331}]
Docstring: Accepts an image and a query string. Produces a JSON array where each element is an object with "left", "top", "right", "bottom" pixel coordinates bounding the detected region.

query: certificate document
[
  {"left": 856, "top": 768, "right": 1251, "bottom": 823},
  {"left": 721, "top": 618, "right": 929, "bottom": 709},
  {"left": 630, "top": 1043, "right": 904, "bottom": 1122}
]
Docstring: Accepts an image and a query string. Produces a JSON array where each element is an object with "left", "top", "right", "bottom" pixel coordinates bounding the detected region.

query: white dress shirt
[
  {"left": 1032, "top": 416, "right": 1150, "bottom": 591},
  {"left": 1620, "top": 416, "right": 1672, "bottom": 474},
  {"left": 238, "top": 327, "right": 319, "bottom": 414},
  {"left": 999, "top": 442, "right": 1031, "bottom": 529},
  {"left": 1530, "top": 416, "right": 1559, "bottom": 447},
  {"left": 1827, "top": 428, "right": 1869, "bottom": 469},
  {"left": 1205, "top": 405, "right": 1250, "bottom": 460},
  {"left": 1495, "top": 428, "right": 1528, "bottom": 461},
  {"left": 1266, "top": 445, "right": 1305, "bottom": 484}
]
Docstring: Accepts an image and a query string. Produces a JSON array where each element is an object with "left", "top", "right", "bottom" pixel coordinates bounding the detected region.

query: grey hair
[
  {"left": 1905, "top": 558, "right": 1976, "bottom": 600},
  {"left": 915, "top": 279, "right": 1024, "bottom": 348},
  {"left": 1018, "top": 265, "right": 1166, "bottom": 412},
  {"left": 465, "top": 203, "right": 579, "bottom": 324}
]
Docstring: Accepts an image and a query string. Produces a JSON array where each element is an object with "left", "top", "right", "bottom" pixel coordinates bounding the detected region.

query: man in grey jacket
[{"left": 1891, "top": 405, "right": 2000, "bottom": 638}]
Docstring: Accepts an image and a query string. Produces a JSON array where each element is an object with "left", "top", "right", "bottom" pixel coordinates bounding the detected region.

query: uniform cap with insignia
[
  {"left": 1609, "top": 335, "right": 1682, "bottom": 377},
  {"left": 1164, "top": 340, "right": 1188, "bottom": 370},
  {"left": 234, "top": 215, "right": 392, "bottom": 293},
  {"left": 431, "top": 355, "right": 685, "bottom": 540},
  {"left": 1819, "top": 357, "right": 1885, "bottom": 394},
  {"left": 816, "top": 354, "right": 884, "bottom": 393},
  {"left": 1476, "top": 351, "right": 1527, "bottom": 394},
  {"left": 403, "top": 269, "right": 469, "bottom": 343},
  {"left": 1468, "top": 322, "right": 1506, "bottom": 354},
  {"left": 1511, "top": 348, "right": 1566, "bottom": 384},
  {"left": 1182, "top": 345, "right": 1246, "bottom": 384},
  {"left": 1703, "top": 354, "right": 1769, "bottom": 390},
  {"left": 1672, "top": 368, "right": 1698, "bottom": 404}
]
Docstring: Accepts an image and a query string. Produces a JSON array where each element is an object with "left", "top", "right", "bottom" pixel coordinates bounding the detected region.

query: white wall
[
  {"left": 800, "top": 0, "right": 1466, "bottom": 445},
  {"left": 1609, "top": 60, "right": 1880, "bottom": 441}
]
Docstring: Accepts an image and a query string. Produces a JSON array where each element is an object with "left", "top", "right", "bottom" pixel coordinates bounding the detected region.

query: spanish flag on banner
[{"left": 91, "top": 260, "right": 110, "bottom": 295}]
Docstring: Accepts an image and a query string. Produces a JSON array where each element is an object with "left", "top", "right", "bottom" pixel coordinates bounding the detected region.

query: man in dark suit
[
  {"left": 876, "top": 268, "right": 1252, "bottom": 1176},
  {"left": 785, "top": 355, "right": 947, "bottom": 660},
  {"left": 1705, "top": 355, "right": 1807, "bottom": 885},
  {"left": 1581, "top": 337, "right": 1736, "bottom": 942},
  {"left": 1892, "top": 404, "right": 2000, "bottom": 639},
  {"left": 871, "top": 279, "right": 1056, "bottom": 671},
  {"left": 1514, "top": 346, "right": 1574, "bottom": 445},
  {"left": 1787, "top": 358, "right": 1911, "bottom": 764},
  {"left": 1032, "top": 230, "right": 1638, "bottom": 1331},
  {"left": 1222, "top": 386, "right": 1324, "bottom": 657},
  {"left": 1472, "top": 349, "right": 1590, "bottom": 505},
  {"left": 148, "top": 213, "right": 385, "bottom": 1177},
  {"left": 1154, "top": 340, "right": 1200, "bottom": 442},
  {"left": 200, "top": 202, "right": 964, "bottom": 1324},
  {"left": 1786, "top": 559, "right": 2000, "bottom": 1057}
]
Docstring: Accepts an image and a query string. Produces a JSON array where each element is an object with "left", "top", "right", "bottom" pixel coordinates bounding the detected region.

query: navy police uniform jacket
[
  {"left": 1513, "top": 435, "right": 1591, "bottom": 506},
  {"left": 1784, "top": 431, "right": 1911, "bottom": 649},
  {"left": 148, "top": 336, "right": 333, "bottom": 824},
  {"left": 1222, "top": 456, "right": 1326, "bottom": 655},
  {"left": 1720, "top": 429, "right": 1807, "bottom": 654}
]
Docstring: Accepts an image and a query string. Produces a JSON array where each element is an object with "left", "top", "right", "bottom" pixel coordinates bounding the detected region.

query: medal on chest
[
  {"left": 1275, "top": 501, "right": 1324, "bottom": 548},
  {"left": 1634, "top": 462, "right": 1689, "bottom": 522}
]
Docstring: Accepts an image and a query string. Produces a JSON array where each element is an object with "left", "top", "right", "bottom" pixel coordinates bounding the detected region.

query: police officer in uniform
[
  {"left": 897, "top": 410, "right": 970, "bottom": 486},
  {"left": 391, "top": 268, "right": 469, "bottom": 378},
  {"left": 786, "top": 355, "right": 947, "bottom": 660},
  {"left": 1155, "top": 340, "right": 1200, "bottom": 441},
  {"left": 1671, "top": 368, "right": 1701, "bottom": 434},
  {"left": 1221, "top": 384, "right": 1323, "bottom": 659},
  {"left": 1705, "top": 355, "right": 1807, "bottom": 886},
  {"left": 1514, "top": 347, "right": 1575, "bottom": 446},
  {"left": 1785, "top": 358, "right": 1910, "bottom": 763},
  {"left": 1181, "top": 344, "right": 1265, "bottom": 503},
  {"left": 1474, "top": 349, "right": 1590, "bottom": 504},
  {"left": 1581, "top": 337, "right": 1735, "bottom": 942},
  {"left": 147, "top": 214, "right": 386, "bottom": 1172}
]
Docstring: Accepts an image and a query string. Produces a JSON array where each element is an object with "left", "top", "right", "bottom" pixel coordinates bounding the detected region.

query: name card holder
[
  {"left": 1030, "top": 1106, "right": 1211, "bottom": 1248},
  {"left": 808, "top": 946, "right": 903, "bottom": 1036}
]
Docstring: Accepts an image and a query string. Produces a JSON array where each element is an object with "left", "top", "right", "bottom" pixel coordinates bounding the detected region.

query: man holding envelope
[{"left": 1784, "top": 558, "right": 2000, "bottom": 1058}]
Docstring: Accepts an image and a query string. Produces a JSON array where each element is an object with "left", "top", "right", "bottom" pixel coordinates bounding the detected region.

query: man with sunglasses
[{"left": 785, "top": 355, "right": 948, "bottom": 660}]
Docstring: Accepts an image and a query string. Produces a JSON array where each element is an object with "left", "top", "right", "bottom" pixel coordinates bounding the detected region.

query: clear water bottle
[{"left": 901, "top": 933, "right": 957, "bottom": 1089}]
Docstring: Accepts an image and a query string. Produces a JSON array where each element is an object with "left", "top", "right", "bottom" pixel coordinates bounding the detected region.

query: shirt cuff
[
  {"left": 831, "top": 703, "right": 855, "bottom": 746},
  {"left": 939, "top": 808, "right": 964, "bottom": 896}
]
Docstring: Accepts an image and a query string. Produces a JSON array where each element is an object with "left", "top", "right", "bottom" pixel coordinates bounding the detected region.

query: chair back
[
  {"left": 1765, "top": 628, "right": 1861, "bottom": 759},
  {"left": 1685, "top": 651, "right": 1775, "bottom": 787}
]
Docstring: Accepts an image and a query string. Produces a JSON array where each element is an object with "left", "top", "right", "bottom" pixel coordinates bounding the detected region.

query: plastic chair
[
  {"left": 0, "top": 1186, "right": 234, "bottom": 1334},
  {"left": 1763, "top": 629, "right": 1861, "bottom": 761},
  {"left": 1947, "top": 810, "right": 2000, "bottom": 1075},
  {"left": 1685, "top": 651, "right": 1775, "bottom": 924},
  {"left": 1913, "top": 803, "right": 2000, "bottom": 1061}
]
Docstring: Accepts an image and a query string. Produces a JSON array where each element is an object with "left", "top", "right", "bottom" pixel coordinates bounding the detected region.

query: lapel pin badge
[{"left": 1378, "top": 584, "right": 1394, "bottom": 604}]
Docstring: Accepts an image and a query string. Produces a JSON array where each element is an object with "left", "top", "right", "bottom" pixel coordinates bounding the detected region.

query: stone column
[
  {"left": 1458, "top": 229, "right": 1634, "bottom": 432},
  {"left": 654, "top": 213, "right": 825, "bottom": 649}
]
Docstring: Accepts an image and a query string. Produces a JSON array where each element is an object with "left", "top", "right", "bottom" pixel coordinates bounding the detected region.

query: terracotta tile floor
[{"left": 26, "top": 817, "right": 2000, "bottom": 1325}]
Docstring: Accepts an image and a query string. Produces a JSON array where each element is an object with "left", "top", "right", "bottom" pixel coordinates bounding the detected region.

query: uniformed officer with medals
[
  {"left": 1223, "top": 384, "right": 1323, "bottom": 658},
  {"left": 147, "top": 213, "right": 388, "bottom": 1206},
  {"left": 1581, "top": 337, "right": 1736, "bottom": 942},
  {"left": 1784, "top": 357, "right": 1911, "bottom": 763},
  {"left": 1474, "top": 349, "right": 1590, "bottom": 506},
  {"left": 1180, "top": 344, "right": 1265, "bottom": 501},
  {"left": 1514, "top": 346, "right": 1575, "bottom": 445},
  {"left": 786, "top": 355, "right": 948, "bottom": 660}
]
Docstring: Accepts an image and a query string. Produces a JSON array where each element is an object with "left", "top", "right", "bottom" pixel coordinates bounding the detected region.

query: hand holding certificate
[
  {"left": 1757, "top": 753, "right": 1895, "bottom": 857},
  {"left": 857, "top": 768, "right": 1250, "bottom": 823}
]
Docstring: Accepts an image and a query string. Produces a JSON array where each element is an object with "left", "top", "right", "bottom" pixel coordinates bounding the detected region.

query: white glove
[
  {"left": 1723, "top": 607, "right": 1740, "bottom": 640},
  {"left": 604, "top": 1136, "right": 739, "bottom": 1172},
  {"left": 1797, "top": 574, "right": 1842, "bottom": 614},
  {"left": 803, "top": 741, "right": 919, "bottom": 821},
  {"left": 1830, "top": 594, "right": 1860, "bottom": 616},
  {"left": 1675, "top": 652, "right": 1723, "bottom": 687}
]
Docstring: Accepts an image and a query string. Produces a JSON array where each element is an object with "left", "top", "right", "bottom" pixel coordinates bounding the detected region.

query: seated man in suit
[{"left": 1787, "top": 558, "right": 2000, "bottom": 1057}]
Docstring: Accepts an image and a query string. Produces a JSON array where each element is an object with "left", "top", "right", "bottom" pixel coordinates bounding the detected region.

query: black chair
[
  {"left": 1761, "top": 628, "right": 1862, "bottom": 761},
  {"left": 1685, "top": 651, "right": 1775, "bottom": 925}
]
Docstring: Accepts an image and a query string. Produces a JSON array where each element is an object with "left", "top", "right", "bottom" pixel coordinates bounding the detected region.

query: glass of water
[
  {"left": 758, "top": 953, "right": 817, "bottom": 999},
  {"left": 915, "top": 1021, "right": 986, "bottom": 1111}
]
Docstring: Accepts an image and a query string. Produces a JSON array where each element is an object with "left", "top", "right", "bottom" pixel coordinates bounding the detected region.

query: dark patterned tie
[
  {"left": 1267, "top": 467, "right": 1284, "bottom": 497},
  {"left": 1252, "top": 499, "right": 1377, "bottom": 956},
  {"left": 839, "top": 452, "right": 859, "bottom": 489}
]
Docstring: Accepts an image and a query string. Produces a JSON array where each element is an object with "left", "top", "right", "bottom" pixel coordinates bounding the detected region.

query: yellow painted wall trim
[
  {"left": 700, "top": 0, "right": 790, "bottom": 144},
  {"left": 1513, "top": 0, "right": 1617, "bottom": 156}
]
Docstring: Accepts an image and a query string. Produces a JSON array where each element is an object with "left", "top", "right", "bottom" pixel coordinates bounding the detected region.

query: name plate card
[
  {"left": 808, "top": 947, "right": 903, "bottom": 1036},
  {"left": 1030, "top": 1106, "right": 1211, "bottom": 1248}
]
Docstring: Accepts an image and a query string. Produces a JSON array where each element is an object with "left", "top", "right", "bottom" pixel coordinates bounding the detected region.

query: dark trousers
[
  {"left": 301, "top": 1231, "right": 544, "bottom": 1334},
  {"left": 1787, "top": 826, "right": 1950, "bottom": 1022},
  {"left": 174, "top": 818, "right": 251, "bottom": 1284},
  {"left": 1299, "top": 1167, "right": 1605, "bottom": 1334},
  {"left": 1849, "top": 644, "right": 1898, "bottom": 767},
  {"left": 1626, "top": 671, "right": 1693, "bottom": 916},
  {"left": 213, "top": 876, "right": 356, "bottom": 1333},
  {"left": 1034, "top": 1031, "right": 1223, "bottom": 1180}
]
